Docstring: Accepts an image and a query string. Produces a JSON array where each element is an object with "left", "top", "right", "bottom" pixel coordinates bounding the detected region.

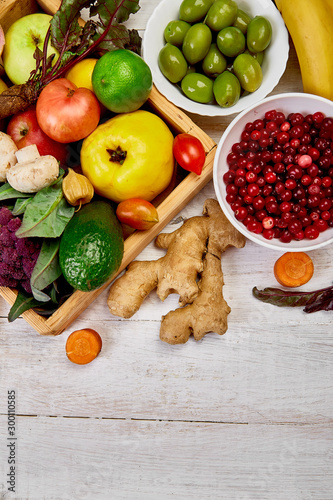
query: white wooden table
[{"left": 1, "top": 1, "right": 332, "bottom": 498}]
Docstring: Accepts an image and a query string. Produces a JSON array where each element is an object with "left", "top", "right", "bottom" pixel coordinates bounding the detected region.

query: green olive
[
  {"left": 233, "top": 9, "right": 252, "bottom": 34},
  {"left": 202, "top": 43, "right": 227, "bottom": 78},
  {"left": 246, "top": 16, "right": 272, "bottom": 53},
  {"left": 233, "top": 53, "right": 263, "bottom": 92},
  {"left": 181, "top": 72, "right": 214, "bottom": 103},
  {"left": 213, "top": 71, "right": 241, "bottom": 107},
  {"left": 216, "top": 26, "right": 246, "bottom": 58},
  {"left": 179, "top": 0, "right": 214, "bottom": 23},
  {"left": 244, "top": 49, "right": 264, "bottom": 65},
  {"left": 164, "top": 20, "right": 191, "bottom": 46},
  {"left": 186, "top": 65, "right": 197, "bottom": 75},
  {"left": 158, "top": 43, "right": 188, "bottom": 83},
  {"left": 182, "top": 23, "right": 212, "bottom": 65},
  {"left": 204, "top": 0, "right": 238, "bottom": 31}
]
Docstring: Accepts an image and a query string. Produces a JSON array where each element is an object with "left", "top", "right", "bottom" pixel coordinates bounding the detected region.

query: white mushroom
[
  {"left": 15, "top": 143, "right": 40, "bottom": 163},
  {"left": 6, "top": 144, "right": 59, "bottom": 193},
  {"left": 0, "top": 131, "right": 18, "bottom": 182}
]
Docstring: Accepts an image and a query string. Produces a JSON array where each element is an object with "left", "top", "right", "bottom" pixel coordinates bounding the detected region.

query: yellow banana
[{"left": 276, "top": 0, "right": 333, "bottom": 101}]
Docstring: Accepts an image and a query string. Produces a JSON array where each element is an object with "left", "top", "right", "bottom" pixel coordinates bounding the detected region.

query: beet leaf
[{"left": 252, "top": 285, "right": 333, "bottom": 313}]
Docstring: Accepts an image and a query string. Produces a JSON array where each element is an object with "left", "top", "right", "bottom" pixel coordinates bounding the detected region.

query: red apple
[{"left": 6, "top": 105, "right": 68, "bottom": 165}]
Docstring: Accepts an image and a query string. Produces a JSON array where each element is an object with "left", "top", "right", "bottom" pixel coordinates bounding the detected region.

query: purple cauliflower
[
  {"left": 0, "top": 207, "right": 41, "bottom": 291},
  {"left": 0, "top": 207, "right": 13, "bottom": 226}
]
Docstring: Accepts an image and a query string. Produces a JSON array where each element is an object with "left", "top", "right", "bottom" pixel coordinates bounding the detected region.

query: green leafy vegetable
[
  {"left": 8, "top": 291, "right": 44, "bottom": 322},
  {"left": 15, "top": 177, "right": 74, "bottom": 238},
  {"left": 0, "top": 183, "right": 31, "bottom": 201},
  {"left": 12, "top": 197, "right": 33, "bottom": 215},
  {"left": 252, "top": 285, "right": 333, "bottom": 313},
  {"left": 30, "top": 238, "right": 62, "bottom": 299}
]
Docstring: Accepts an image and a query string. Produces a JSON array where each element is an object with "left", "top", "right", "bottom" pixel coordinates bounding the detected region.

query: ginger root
[{"left": 107, "top": 199, "right": 246, "bottom": 344}]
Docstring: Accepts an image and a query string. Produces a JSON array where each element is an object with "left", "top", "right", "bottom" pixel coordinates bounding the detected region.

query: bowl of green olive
[{"left": 143, "top": 0, "right": 289, "bottom": 117}]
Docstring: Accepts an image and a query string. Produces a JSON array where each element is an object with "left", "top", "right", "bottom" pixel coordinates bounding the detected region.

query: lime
[{"left": 92, "top": 49, "right": 153, "bottom": 113}]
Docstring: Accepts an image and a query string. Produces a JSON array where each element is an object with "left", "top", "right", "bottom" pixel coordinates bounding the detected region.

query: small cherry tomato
[
  {"left": 173, "top": 133, "right": 206, "bottom": 175},
  {"left": 116, "top": 198, "right": 159, "bottom": 230}
]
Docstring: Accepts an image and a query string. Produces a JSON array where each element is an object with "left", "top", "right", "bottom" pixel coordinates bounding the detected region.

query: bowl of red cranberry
[{"left": 213, "top": 92, "right": 333, "bottom": 251}]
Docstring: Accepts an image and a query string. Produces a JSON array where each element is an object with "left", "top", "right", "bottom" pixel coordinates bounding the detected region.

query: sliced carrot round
[
  {"left": 66, "top": 328, "right": 102, "bottom": 365},
  {"left": 274, "top": 251, "right": 314, "bottom": 288}
]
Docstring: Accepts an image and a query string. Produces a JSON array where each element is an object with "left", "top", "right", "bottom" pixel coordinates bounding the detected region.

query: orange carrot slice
[
  {"left": 274, "top": 252, "right": 314, "bottom": 288},
  {"left": 66, "top": 328, "right": 102, "bottom": 365}
]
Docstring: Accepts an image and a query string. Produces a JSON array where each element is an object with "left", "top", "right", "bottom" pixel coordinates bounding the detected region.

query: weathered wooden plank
[
  {"left": 0, "top": 415, "right": 331, "bottom": 500},
  {"left": 1, "top": 306, "right": 332, "bottom": 424}
]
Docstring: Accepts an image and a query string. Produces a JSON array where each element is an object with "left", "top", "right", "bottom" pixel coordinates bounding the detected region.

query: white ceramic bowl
[
  {"left": 213, "top": 92, "right": 333, "bottom": 251},
  {"left": 142, "top": 0, "right": 289, "bottom": 117}
]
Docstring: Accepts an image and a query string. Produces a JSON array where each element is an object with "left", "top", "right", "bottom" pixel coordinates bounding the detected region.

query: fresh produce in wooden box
[
  {"left": 107, "top": 199, "right": 246, "bottom": 344},
  {"left": 0, "top": 0, "right": 218, "bottom": 336}
]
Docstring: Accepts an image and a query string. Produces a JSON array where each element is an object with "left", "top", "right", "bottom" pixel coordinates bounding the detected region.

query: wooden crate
[{"left": 0, "top": 0, "right": 217, "bottom": 335}]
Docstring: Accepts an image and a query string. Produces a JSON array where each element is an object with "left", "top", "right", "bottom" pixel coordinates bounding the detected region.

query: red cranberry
[
  {"left": 294, "top": 230, "right": 305, "bottom": 240},
  {"left": 319, "top": 198, "right": 332, "bottom": 211},
  {"left": 262, "top": 184, "right": 274, "bottom": 197},
  {"left": 313, "top": 112, "right": 325, "bottom": 124},
  {"left": 246, "top": 171, "right": 257, "bottom": 183},
  {"left": 314, "top": 219, "right": 329, "bottom": 232},
  {"left": 322, "top": 210, "right": 332, "bottom": 221},
  {"left": 255, "top": 209, "right": 268, "bottom": 221},
  {"left": 280, "top": 230, "right": 293, "bottom": 243},
  {"left": 288, "top": 219, "right": 302, "bottom": 234},
  {"left": 253, "top": 196, "right": 265, "bottom": 210},
  {"left": 262, "top": 216, "right": 275, "bottom": 229},
  {"left": 265, "top": 110, "right": 277, "bottom": 121},
  {"left": 263, "top": 228, "right": 275, "bottom": 239},
  {"left": 290, "top": 113, "right": 304, "bottom": 126},
  {"left": 234, "top": 206, "right": 248, "bottom": 221},
  {"left": 265, "top": 172, "right": 277, "bottom": 184},
  {"left": 223, "top": 171, "right": 236, "bottom": 184},
  {"left": 235, "top": 176, "right": 246, "bottom": 187},
  {"left": 304, "top": 225, "right": 320, "bottom": 239},
  {"left": 247, "top": 220, "right": 263, "bottom": 233}
]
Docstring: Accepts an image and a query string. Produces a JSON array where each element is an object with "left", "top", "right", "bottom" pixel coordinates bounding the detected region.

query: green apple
[{"left": 3, "top": 13, "right": 59, "bottom": 85}]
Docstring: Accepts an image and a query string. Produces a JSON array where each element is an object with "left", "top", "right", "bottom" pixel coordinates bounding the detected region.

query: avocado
[{"left": 59, "top": 200, "right": 124, "bottom": 292}]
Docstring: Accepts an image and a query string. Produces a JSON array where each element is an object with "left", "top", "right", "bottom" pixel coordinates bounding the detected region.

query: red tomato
[
  {"left": 36, "top": 78, "right": 101, "bottom": 144},
  {"left": 116, "top": 198, "right": 159, "bottom": 230},
  {"left": 173, "top": 133, "right": 206, "bottom": 175}
]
